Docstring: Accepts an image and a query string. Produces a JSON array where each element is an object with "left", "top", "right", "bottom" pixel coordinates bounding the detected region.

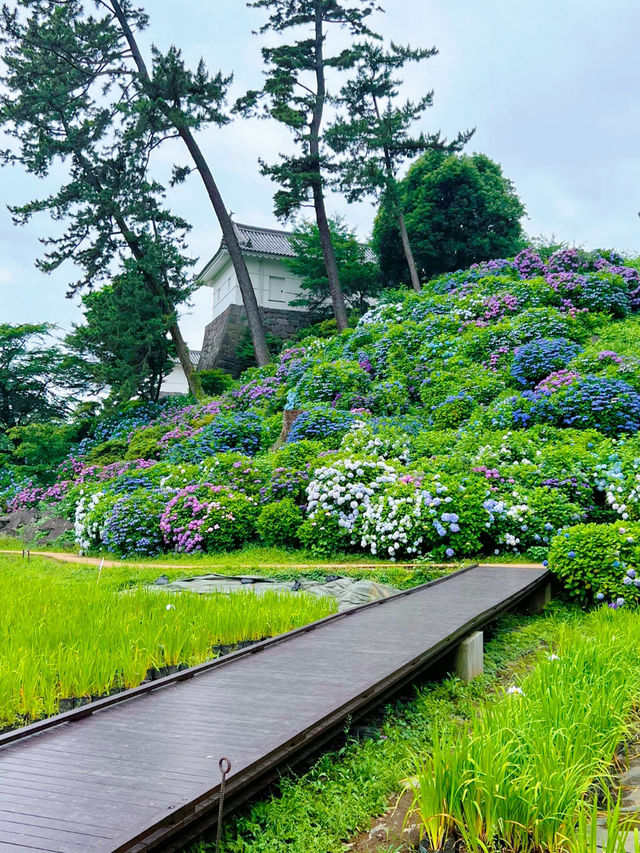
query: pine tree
[
  {"left": 326, "top": 40, "right": 473, "bottom": 292},
  {"left": 240, "top": 0, "right": 381, "bottom": 331},
  {"left": 0, "top": 1, "right": 271, "bottom": 377},
  {"left": 107, "top": 0, "right": 271, "bottom": 366}
]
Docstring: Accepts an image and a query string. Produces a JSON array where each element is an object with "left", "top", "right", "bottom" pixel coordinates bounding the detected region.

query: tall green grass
[
  {"left": 407, "top": 607, "right": 640, "bottom": 851},
  {"left": 0, "top": 554, "right": 336, "bottom": 728}
]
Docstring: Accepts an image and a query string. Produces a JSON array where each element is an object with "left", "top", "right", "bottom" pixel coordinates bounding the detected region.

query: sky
[{"left": 1, "top": 0, "right": 640, "bottom": 349}]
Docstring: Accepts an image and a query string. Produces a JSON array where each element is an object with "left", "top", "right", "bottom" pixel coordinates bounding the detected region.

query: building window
[{"left": 269, "top": 275, "right": 286, "bottom": 303}]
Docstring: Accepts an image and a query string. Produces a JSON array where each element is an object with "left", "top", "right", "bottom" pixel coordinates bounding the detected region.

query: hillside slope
[{"left": 4, "top": 246, "right": 640, "bottom": 571}]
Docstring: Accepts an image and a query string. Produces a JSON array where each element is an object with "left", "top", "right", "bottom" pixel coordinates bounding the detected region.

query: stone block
[
  {"left": 525, "top": 581, "right": 552, "bottom": 614},
  {"left": 455, "top": 630, "right": 483, "bottom": 682}
]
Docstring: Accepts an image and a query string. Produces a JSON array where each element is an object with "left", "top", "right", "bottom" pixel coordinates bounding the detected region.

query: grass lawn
[{"left": 0, "top": 552, "right": 337, "bottom": 729}]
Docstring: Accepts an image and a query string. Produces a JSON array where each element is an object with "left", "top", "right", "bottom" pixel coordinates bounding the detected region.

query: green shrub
[
  {"left": 125, "top": 425, "right": 171, "bottom": 460},
  {"left": 271, "top": 440, "right": 323, "bottom": 469},
  {"left": 298, "top": 510, "right": 350, "bottom": 556},
  {"left": 200, "top": 452, "right": 272, "bottom": 497},
  {"left": 548, "top": 522, "right": 640, "bottom": 604},
  {"left": 198, "top": 368, "right": 232, "bottom": 396},
  {"left": 256, "top": 499, "right": 303, "bottom": 547},
  {"left": 86, "top": 437, "right": 129, "bottom": 464},
  {"left": 295, "top": 359, "right": 370, "bottom": 406}
]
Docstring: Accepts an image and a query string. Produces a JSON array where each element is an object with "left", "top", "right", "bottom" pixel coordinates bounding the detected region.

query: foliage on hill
[
  {"left": 373, "top": 151, "right": 526, "bottom": 285},
  {"left": 3, "top": 246, "right": 640, "bottom": 600}
]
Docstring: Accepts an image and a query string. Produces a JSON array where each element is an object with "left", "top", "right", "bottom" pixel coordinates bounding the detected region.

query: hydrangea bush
[{"left": 10, "top": 245, "right": 640, "bottom": 565}]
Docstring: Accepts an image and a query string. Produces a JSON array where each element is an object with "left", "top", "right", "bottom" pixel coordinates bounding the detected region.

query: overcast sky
[{"left": 1, "top": 0, "right": 639, "bottom": 349}]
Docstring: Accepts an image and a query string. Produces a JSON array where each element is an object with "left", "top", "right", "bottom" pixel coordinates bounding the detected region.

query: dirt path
[{"left": 0, "top": 549, "right": 544, "bottom": 573}]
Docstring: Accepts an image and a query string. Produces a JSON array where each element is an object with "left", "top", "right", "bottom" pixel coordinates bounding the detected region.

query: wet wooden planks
[{"left": 0, "top": 563, "right": 548, "bottom": 852}]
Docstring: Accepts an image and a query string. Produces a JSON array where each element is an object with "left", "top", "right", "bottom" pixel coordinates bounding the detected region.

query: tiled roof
[
  {"left": 233, "top": 223, "right": 297, "bottom": 257},
  {"left": 188, "top": 350, "right": 201, "bottom": 366},
  {"left": 196, "top": 221, "right": 376, "bottom": 281}
]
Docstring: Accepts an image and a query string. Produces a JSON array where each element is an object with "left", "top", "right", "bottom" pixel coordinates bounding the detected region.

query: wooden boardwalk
[{"left": 0, "top": 563, "right": 548, "bottom": 853}]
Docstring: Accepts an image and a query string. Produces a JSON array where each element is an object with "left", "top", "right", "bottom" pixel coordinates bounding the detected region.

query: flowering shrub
[
  {"left": 74, "top": 491, "right": 118, "bottom": 552},
  {"left": 232, "top": 375, "right": 282, "bottom": 411},
  {"left": 295, "top": 359, "right": 370, "bottom": 407},
  {"left": 261, "top": 465, "right": 312, "bottom": 506},
  {"left": 510, "top": 338, "right": 583, "bottom": 387},
  {"left": 306, "top": 457, "right": 398, "bottom": 548},
  {"left": 8, "top": 246, "right": 640, "bottom": 565},
  {"left": 102, "top": 490, "right": 166, "bottom": 556},
  {"left": 513, "top": 248, "right": 546, "bottom": 278},
  {"left": 340, "top": 421, "right": 410, "bottom": 463},
  {"left": 200, "top": 452, "right": 271, "bottom": 497},
  {"left": 159, "top": 485, "right": 258, "bottom": 553},
  {"left": 166, "top": 412, "right": 264, "bottom": 462},
  {"left": 286, "top": 408, "right": 356, "bottom": 448},
  {"left": 548, "top": 522, "right": 640, "bottom": 605},
  {"left": 578, "top": 273, "right": 630, "bottom": 317}
]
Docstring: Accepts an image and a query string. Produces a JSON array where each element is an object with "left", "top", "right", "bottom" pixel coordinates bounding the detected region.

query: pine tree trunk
[
  {"left": 372, "top": 94, "right": 422, "bottom": 294},
  {"left": 168, "top": 322, "right": 201, "bottom": 397},
  {"left": 174, "top": 127, "right": 272, "bottom": 366},
  {"left": 310, "top": 0, "right": 349, "bottom": 332},
  {"left": 312, "top": 183, "right": 349, "bottom": 331},
  {"left": 109, "top": 0, "right": 271, "bottom": 368},
  {"left": 396, "top": 209, "right": 421, "bottom": 292}
]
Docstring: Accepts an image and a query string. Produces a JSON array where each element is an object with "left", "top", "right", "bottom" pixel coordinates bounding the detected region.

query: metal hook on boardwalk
[{"left": 215, "top": 757, "right": 231, "bottom": 853}]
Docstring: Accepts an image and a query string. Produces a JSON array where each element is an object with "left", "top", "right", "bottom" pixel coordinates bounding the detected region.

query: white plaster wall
[
  {"left": 160, "top": 363, "right": 190, "bottom": 396},
  {"left": 208, "top": 254, "right": 307, "bottom": 319}
]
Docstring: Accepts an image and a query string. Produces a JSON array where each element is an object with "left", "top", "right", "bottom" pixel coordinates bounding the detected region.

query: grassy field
[
  {"left": 0, "top": 536, "right": 458, "bottom": 588},
  {"left": 0, "top": 552, "right": 337, "bottom": 729}
]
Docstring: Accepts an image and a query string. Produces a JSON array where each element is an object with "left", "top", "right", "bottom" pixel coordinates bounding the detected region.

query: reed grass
[
  {"left": 0, "top": 553, "right": 336, "bottom": 728},
  {"left": 407, "top": 607, "right": 640, "bottom": 851}
]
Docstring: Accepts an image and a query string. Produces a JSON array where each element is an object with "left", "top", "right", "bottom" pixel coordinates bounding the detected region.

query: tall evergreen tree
[
  {"left": 0, "top": 1, "right": 203, "bottom": 394},
  {"left": 373, "top": 150, "right": 527, "bottom": 283},
  {"left": 0, "top": 1, "right": 271, "bottom": 373},
  {"left": 326, "top": 40, "right": 472, "bottom": 292},
  {"left": 285, "top": 218, "right": 380, "bottom": 313},
  {"left": 240, "top": 0, "right": 380, "bottom": 332},
  {"left": 106, "top": 0, "right": 271, "bottom": 366},
  {"left": 0, "top": 324, "right": 68, "bottom": 430},
  {"left": 66, "top": 263, "right": 175, "bottom": 403}
]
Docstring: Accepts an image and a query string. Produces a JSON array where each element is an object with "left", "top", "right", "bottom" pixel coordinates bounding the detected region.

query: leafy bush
[
  {"left": 295, "top": 359, "right": 370, "bottom": 407},
  {"left": 430, "top": 392, "right": 478, "bottom": 429},
  {"left": 298, "top": 509, "right": 349, "bottom": 556},
  {"left": 101, "top": 489, "right": 166, "bottom": 556},
  {"left": 86, "top": 437, "right": 129, "bottom": 464},
  {"left": 198, "top": 368, "right": 232, "bottom": 396},
  {"left": 510, "top": 338, "right": 583, "bottom": 387},
  {"left": 160, "top": 485, "right": 258, "bottom": 553},
  {"left": 548, "top": 522, "right": 640, "bottom": 604},
  {"left": 256, "top": 499, "right": 303, "bottom": 547},
  {"left": 125, "top": 425, "right": 171, "bottom": 461}
]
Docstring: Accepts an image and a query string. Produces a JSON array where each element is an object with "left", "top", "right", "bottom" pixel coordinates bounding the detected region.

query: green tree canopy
[
  {"left": 326, "top": 40, "right": 472, "bottom": 292},
  {"left": 65, "top": 261, "right": 177, "bottom": 404},
  {"left": 0, "top": 324, "right": 68, "bottom": 430},
  {"left": 373, "top": 151, "right": 526, "bottom": 284},
  {"left": 285, "top": 219, "right": 381, "bottom": 313}
]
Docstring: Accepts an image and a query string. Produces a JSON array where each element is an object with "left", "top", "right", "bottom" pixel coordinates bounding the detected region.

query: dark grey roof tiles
[{"left": 233, "top": 223, "right": 297, "bottom": 257}]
